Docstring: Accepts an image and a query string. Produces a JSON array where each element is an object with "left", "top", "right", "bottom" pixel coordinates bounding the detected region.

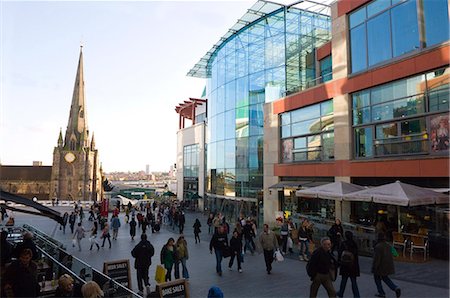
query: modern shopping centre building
[{"left": 176, "top": 0, "right": 449, "bottom": 243}]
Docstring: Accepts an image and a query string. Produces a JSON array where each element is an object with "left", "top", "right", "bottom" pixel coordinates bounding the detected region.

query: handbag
[
  {"left": 391, "top": 245, "right": 399, "bottom": 257},
  {"left": 155, "top": 264, "right": 166, "bottom": 283},
  {"left": 274, "top": 249, "right": 284, "bottom": 262},
  {"left": 222, "top": 246, "right": 232, "bottom": 258}
]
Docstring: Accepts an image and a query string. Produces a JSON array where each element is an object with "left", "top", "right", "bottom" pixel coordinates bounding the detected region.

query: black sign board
[
  {"left": 103, "top": 259, "right": 131, "bottom": 289},
  {"left": 155, "top": 278, "right": 189, "bottom": 298}
]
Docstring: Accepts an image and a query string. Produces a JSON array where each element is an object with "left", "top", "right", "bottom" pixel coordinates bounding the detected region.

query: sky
[{"left": 0, "top": 0, "right": 253, "bottom": 173}]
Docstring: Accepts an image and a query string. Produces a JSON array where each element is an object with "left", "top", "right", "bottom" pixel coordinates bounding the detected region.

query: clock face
[{"left": 64, "top": 152, "right": 76, "bottom": 163}]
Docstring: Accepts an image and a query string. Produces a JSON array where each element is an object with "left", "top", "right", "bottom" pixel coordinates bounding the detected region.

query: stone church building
[{"left": 0, "top": 48, "right": 103, "bottom": 201}]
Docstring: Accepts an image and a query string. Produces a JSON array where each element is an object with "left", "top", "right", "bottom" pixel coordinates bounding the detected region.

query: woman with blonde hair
[
  {"left": 176, "top": 235, "right": 189, "bottom": 279},
  {"left": 81, "top": 281, "right": 104, "bottom": 298}
]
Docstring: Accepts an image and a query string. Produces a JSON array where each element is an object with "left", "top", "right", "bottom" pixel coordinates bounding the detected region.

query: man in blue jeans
[
  {"left": 372, "top": 232, "right": 401, "bottom": 298},
  {"left": 210, "top": 225, "right": 229, "bottom": 276}
]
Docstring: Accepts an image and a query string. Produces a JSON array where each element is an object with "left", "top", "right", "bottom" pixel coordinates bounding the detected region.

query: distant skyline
[{"left": 0, "top": 0, "right": 253, "bottom": 172}]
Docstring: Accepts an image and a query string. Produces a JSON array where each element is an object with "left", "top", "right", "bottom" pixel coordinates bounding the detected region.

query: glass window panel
[
  {"left": 281, "top": 125, "right": 291, "bottom": 138},
  {"left": 224, "top": 139, "right": 236, "bottom": 169},
  {"left": 225, "top": 54, "right": 236, "bottom": 83},
  {"left": 429, "top": 88, "right": 450, "bottom": 112},
  {"left": 249, "top": 136, "right": 263, "bottom": 169},
  {"left": 216, "top": 85, "right": 225, "bottom": 114},
  {"left": 376, "top": 123, "right": 398, "bottom": 139},
  {"left": 236, "top": 107, "right": 249, "bottom": 138},
  {"left": 216, "top": 112, "right": 225, "bottom": 141},
  {"left": 426, "top": 68, "right": 449, "bottom": 92},
  {"left": 367, "top": 11, "right": 392, "bottom": 66},
  {"left": 265, "top": 67, "right": 285, "bottom": 103},
  {"left": 225, "top": 80, "right": 236, "bottom": 111},
  {"left": 308, "top": 134, "right": 321, "bottom": 148},
  {"left": 391, "top": 0, "right": 419, "bottom": 57},
  {"left": 355, "top": 127, "right": 373, "bottom": 157},
  {"left": 225, "top": 110, "right": 236, "bottom": 140},
  {"left": 320, "top": 56, "right": 332, "bottom": 82},
  {"left": 352, "top": 90, "right": 370, "bottom": 108},
  {"left": 322, "top": 132, "right": 335, "bottom": 159},
  {"left": 350, "top": 24, "right": 367, "bottom": 73},
  {"left": 400, "top": 118, "right": 426, "bottom": 135},
  {"left": 249, "top": 104, "right": 264, "bottom": 136},
  {"left": 291, "top": 104, "right": 321, "bottom": 122},
  {"left": 216, "top": 141, "right": 225, "bottom": 169},
  {"left": 236, "top": 76, "right": 249, "bottom": 108},
  {"left": 209, "top": 116, "right": 216, "bottom": 143},
  {"left": 294, "top": 137, "right": 306, "bottom": 149},
  {"left": 353, "top": 107, "right": 371, "bottom": 125},
  {"left": 367, "top": 0, "right": 391, "bottom": 17},
  {"left": 265, "top": 34, "right": 285, "bottom": 69},
  {"left": 321, "top": 114, "right": 334, "bottom": 131},
  {"left": 224, "top": 169, "right": 236, "bottom": 197},
  {"left": 209, "top": 142, "right": 217, "bottom": 169},
  {"left": 371, "top": 83, "right": 394, "bottom": 105},
  {"left": 423, "top": 0, "right": 449, "bottom": 47},
  {"left": 236, "top": 47, "right": 248, "bottom": 78},
  {"left": 294, "top": 152, "right": 307, "bottom": 161},
  {"left": 349, "top": 6, "right": 366, "bottom": 28},
  {"left": 249, "top": 71, "right": 265, "bottom": 105},
  {"left": 236, "top": 137, "right": 249, "bottom": 169},
  {"left": 392, "top": 95, "right": 425, "bottom": 118},
  {"left": 281, "top": 139, "right": 293, "bottom": 162},
  {"left": 248, "top": 41, "right": 265, "bottom": 73},
  {"left": 372, "top": 102, "right": 394, "bottom": 121},
  {"left": 320, "top": 100, "right": 333, "bottom": 116},
  {"left": 281, "top": 113, "right": 291, "bottom": 126},
  {"left": 218, "top": 58, "right": 226, "bottom": 87},
  {"left": 291, "top": 118, "right": 320, "bottom": 136}
]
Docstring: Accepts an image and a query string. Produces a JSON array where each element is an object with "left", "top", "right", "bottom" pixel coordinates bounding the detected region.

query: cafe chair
[
  {"left": 409, "top": 235, "right": 428, "bottom": 261},
  {"left": 392, "top": 231, "right": 407, "bottom": 257}
]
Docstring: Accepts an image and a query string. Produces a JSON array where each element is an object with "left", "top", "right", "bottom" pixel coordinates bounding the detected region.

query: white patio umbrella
[
  {"left": 296, "top": 181, "right": 366, "bottom": 201},
  {"left": 343, "top": 181, "right": 449, "bottom": 206}
]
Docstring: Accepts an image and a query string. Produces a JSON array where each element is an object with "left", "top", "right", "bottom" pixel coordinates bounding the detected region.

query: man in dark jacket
[
  {"left": 307, "top": 236, "right": 337, "bottom": 298},
  {"left": 131, "top": 234, "right": 155, "bottom": 295},
  {"left": 209, "top": 225, "right": 229, "bottom": 276},
  {"left": 3, "top": 248, "right": 40, "bottom": 297},
  {"left": 372, "top": 233, "right": 401, "bottom": 298},
  {"left": 13, "top": 232, "right": 39, "bottom": 260}
]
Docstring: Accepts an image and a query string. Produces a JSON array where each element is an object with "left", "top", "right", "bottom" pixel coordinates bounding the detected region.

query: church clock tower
[{"left": 50, "top": 47, "right": 103, "bottom": 202}]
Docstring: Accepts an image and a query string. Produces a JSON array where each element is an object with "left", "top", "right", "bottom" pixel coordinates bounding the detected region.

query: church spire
[
  {"left": 64, "top": 46, "right": 89, "bottom": 149},
  {"left": 57, "top": 127, "right": 63, "bottom": 147}
]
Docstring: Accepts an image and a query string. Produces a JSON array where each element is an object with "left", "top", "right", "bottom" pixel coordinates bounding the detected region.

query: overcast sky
[{"left": 0, "top": 0, "right": 253, "bottom": 172}]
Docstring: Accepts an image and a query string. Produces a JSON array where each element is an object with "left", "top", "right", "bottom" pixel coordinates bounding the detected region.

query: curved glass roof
[{"left": 187, "top": 0, "right": 334, "bottom": 78}]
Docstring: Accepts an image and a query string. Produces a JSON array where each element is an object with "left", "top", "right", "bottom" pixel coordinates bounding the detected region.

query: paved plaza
[{"left": 7, "top": 207, "right": 450, "bottom": 298}]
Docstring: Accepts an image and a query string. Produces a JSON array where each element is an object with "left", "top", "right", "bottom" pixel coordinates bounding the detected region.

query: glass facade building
[{"left": 205, "top": 7, "right": 331, "bottom": 200}]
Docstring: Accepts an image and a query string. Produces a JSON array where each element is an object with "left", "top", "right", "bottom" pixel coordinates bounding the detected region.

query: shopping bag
[
  {"left": 155, "top": 264, "right": 166, "bottom": 283},
  {"left": 287, "top": 237, "right": 293, "bottom": 249},
  {"left": 274, "top": 249, "right": 284, "bottom": 262},
  {"left": 72, "top": 239, "right": 76, "bottom": 247},
  {"left": 391, "top": 245, "right": 399, "bottom": 257}
]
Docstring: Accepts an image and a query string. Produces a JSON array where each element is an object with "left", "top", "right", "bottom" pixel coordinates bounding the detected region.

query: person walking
[
  {"left": 89, "top": 221, "right": 100, "bottom": 250},
  {"left": 307, "top": 237, "right": 337, "bottom": 298},
  {"left": 336, "top": 231, "right": 360, "bottom": 298},
  {"left": 228, "top": 230, "right": 243, "bottom": 273},
  {"left": 372, "top": 232, "right": 401, "bottom": 298},
  {"left": 280, "top": 219, "right": 289, "bottom": 254},
  {"left": 69, "top": 212, "right": 76, "bottom": 234},
  {"left": 243, "top": 220, "right": 255, "bottom": 255},
  {"left": 298, "top": 219, "right": 310, "bottom": 261},
  {"left": 328, "top": 219, "right": 344, "bottom": 254},
  {"left": 178, "top": 211, "right": 186, "bottom": 234},
  {"left": 160, "top": 238, "right": 178, "bottom": 281},
  {"left": 193, "top": 218, "right": 202, "bottom": 243},
  {"left": 61, "top": 212, "right": 69, "bottom": 234},
  {"left": 111, "top": 214, "right": 121, "bottom": 240},
  {"left": 209, "top": 225, "right": 229, "bottom": 276},
  {"left": 131, "top": 234, "right": 155, "bottom": 296},
  {"left": 259, "top": 224, "right": 279, "bottom": 275},
  {"left": 207, "top": 213, "right": 214, "bottom": 234},
  {"left": 73, "top": 222, "right": 86, "bottom": 251},
  {"left": 101, "top": 223, "right": 112, "bottom": 249},
  {"left": 176, "top": 235, "right": 189, "bottom": 279},
  {"left": 130, "top": 217, "right": 137, "bottom": 241}
]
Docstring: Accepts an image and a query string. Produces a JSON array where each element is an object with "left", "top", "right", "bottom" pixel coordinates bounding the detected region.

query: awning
[
  {"left": 268, "top": 180, "right": 328, "bottom": 189},
  {"left": 0, "top": 190, "right": 63, "bottom": 224}
]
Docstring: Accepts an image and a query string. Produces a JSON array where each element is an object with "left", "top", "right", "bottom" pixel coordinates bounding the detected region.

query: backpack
[{"left": 340, "top": 243, "right": 354, "bottom": 266}]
